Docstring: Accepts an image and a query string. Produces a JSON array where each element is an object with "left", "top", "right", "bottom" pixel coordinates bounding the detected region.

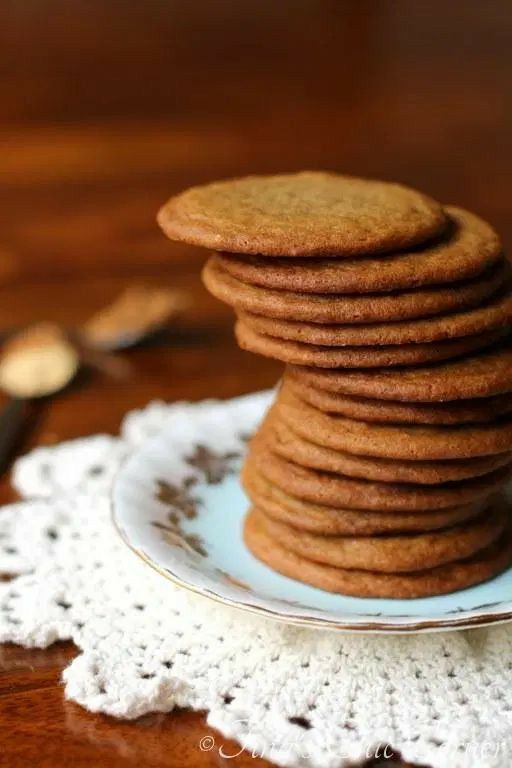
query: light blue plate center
[
  {"left": 112, "top": 391, "right": 512, "bottom": 631},
  {"left": 186, "top": 474, "right": 512, "bottom": 619}
]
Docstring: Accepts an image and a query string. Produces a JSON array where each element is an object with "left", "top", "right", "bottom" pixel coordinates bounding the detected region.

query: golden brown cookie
[
  {"left": 217, "top": 207, "right": 501, "bottom": 292},
  {"left": 238, "top": 286, "right": 512, "bottom": 346},
  {"left": 203, "top": 256, "right": 507, "bottom": 324},
  {"left": 258, "top": 504, "right": 505, "bottom": 572},
  {"left": 284, "top": 371, "right": 512, "bottom": 425},
  {"left": 242, "top": 467, "right": 488, "bottom": 535},
  {"left": 244, "top": 509, "right": 512, "bottom": 598},
  {"left": 263, "top": 412, "right": 512, "bottom": 484},
  {"left": 289, "top": 341, "right": 512, "bottom": 402},
  {"left": 277, "top": 385, "right": 512, "bottom": 460},
  {"left": 246, "top": 442, "right": 511, "bottom": 512},
  {"left": 235, "top": 321, "right": 502, "bottom": 368},
  {"left": 158, "top": 172, "right": 446, "bottom": 257}
]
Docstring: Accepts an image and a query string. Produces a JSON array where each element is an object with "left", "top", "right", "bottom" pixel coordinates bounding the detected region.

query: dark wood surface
[{"left": 0, "top": 1, "right": 510, "bottom": 765}]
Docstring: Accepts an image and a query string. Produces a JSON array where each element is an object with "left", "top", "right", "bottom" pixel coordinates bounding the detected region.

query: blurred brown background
[{"left": 0, "top": 1, "right": 511, "bottom": 766}]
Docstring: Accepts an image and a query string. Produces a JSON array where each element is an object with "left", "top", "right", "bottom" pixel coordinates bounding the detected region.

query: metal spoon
[
  {"left": 0, "top": 323, "right": 80, "bottom": 473},
  {"left": 79, "top": 285, "right": 189, "bottom": 351},
  {"left": 0, "top": 286, "right": 188, "bottom": 473}
]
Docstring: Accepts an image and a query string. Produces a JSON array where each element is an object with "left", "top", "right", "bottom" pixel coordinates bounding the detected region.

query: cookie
[
  {"left": 235, "top": 320, "right": 502, "bottom": 368},
  {"left": 289, "top": 341, "right": 512, "bottom": 402},
  {"left": 203, "top": 256, "right": 507, "bottom": 324},
  {"left": 246, "top": 442, "right": 511, "bottom": 511},
  {"left": 258, "top": 503, "right": 505, "bottom": 572},
  {"left": 217, "top": 207, "right": 501, "bottom": 293},
  {"left": 244, "top": 509, "right": 512, "bottom": 598},
  {"left": 263, "top": 413, "right": 512, "bottom": 484},
  {"left": 284, "top": 371, "right": 512, "bottom": 425},
  {"left": 242, "top": 467, "right": 488, "bottom": 535},
  {"left": 238, "top": 286, "right": 512, "bottom": 346},
  {"left": 157, "top": 172, "right": 446, "bottom": 257},
  {"left": 277, "top": 385, "right": 512, "bottom": 460}
]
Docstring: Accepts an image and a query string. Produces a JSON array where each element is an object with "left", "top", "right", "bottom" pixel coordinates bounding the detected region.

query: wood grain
[{"left": 0, "top": 1, "right": 510, "bottom": 765}]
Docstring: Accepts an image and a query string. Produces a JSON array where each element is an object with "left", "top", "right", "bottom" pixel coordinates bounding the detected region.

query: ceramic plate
[{"left": 113, "top": 391, "right": 512, "bottom": 633}]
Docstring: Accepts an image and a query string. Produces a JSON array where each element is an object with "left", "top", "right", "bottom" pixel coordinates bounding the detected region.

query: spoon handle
[{"left": 0, "top": 397, "right": 28, "bottom": 475}]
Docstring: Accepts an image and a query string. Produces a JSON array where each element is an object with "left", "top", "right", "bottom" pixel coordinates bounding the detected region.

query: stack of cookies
[{"left": 158, "top": 172, "right": 512, "bottom": 598}]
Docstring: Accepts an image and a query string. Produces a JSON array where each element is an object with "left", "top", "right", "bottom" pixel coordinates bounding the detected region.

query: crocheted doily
[{"left": 1, "top": 395, "right": 512, "bottom": 768}]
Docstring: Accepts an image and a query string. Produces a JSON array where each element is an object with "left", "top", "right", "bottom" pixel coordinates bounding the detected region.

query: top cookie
[{"left": 157, "top": 172, "right": 446, "bottom": 257}]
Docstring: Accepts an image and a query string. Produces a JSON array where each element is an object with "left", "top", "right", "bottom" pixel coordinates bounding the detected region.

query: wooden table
[{"left": 0, "top": 1, "right": 510, "bottom": 765}]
